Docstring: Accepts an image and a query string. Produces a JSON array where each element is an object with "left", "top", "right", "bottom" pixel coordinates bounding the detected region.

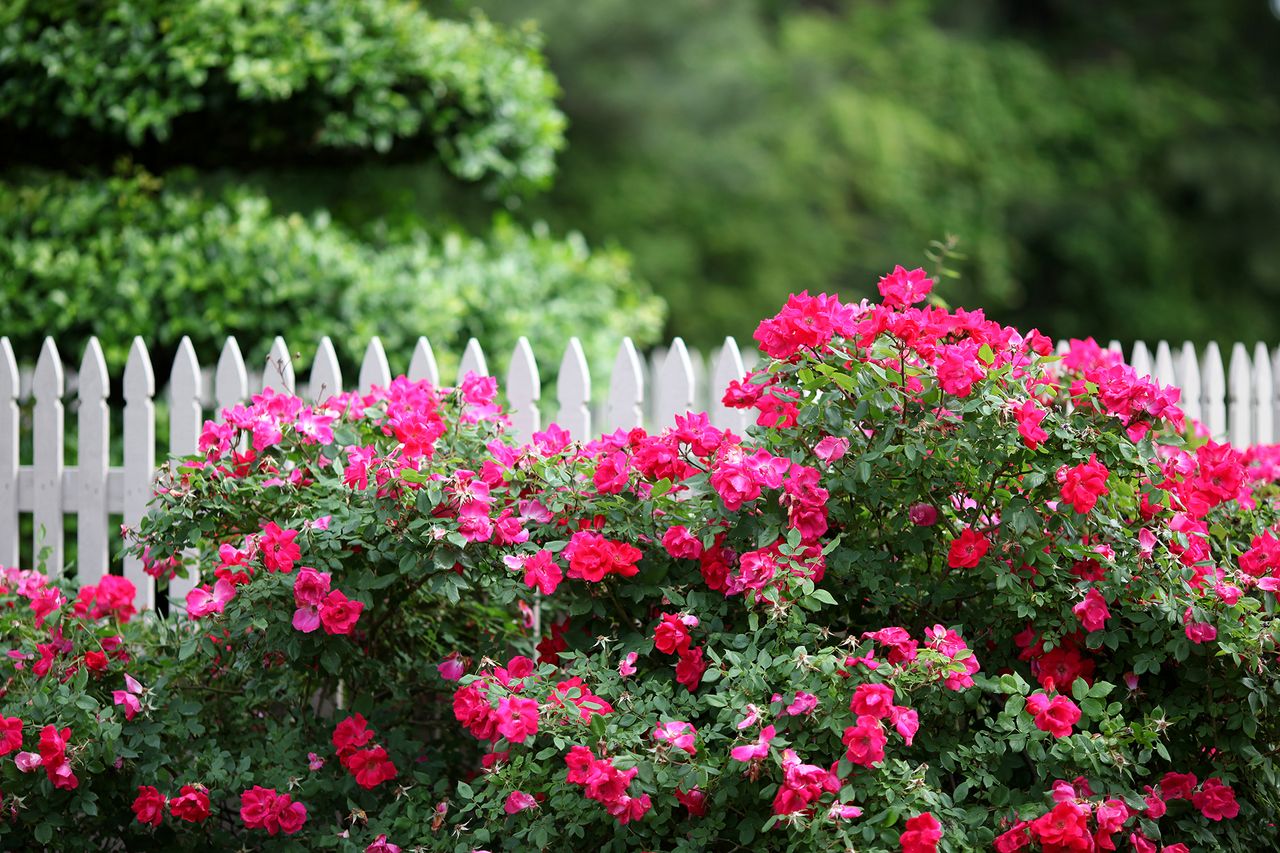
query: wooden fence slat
[
  {"left": 556, "top": 338, "right": 591, "bottom": 441},
  {"left": 1253, "top": 342, "right": 1274, "bottom": 446},
  {"left": 458, "top": 338, "right": 489, "bottom": 382},
  {"left": 1130, "top": 340, "right": 1153, "bottom": 379},
  {"left": 1153, "top": 340, "right": 1176, "bottom": 388},
  {"left": 1228, "top": 343, "right": 1253, "bottom": 447},
  {"left": 215, "top": 338, "right": 248, "bottom": 412},
  {"left": 1201, "top": 342, "right": 1227, "bottom": 441},
  {"left": 605, "top": 337, "right": 644, "bottom": 434},
  {"left": 76, "top": 338, "right": 110, "bottom": 586},
  {"left": 32, "top": 338, "right": 65, "bottom": 576},
  {"left": 123, "top": 337, "right": 155, "bottom": 610},
  {"left": 654, "top": 338, "right": 695, "bottom": 430},
  {"left": 263, "top": 336, "right": 295, "bottom": 395},
  {"left": 358, "top": 337, "right": 392, "bottom": 394},
  {"left": 1273, "top": 346, "right": 1280, "bottom": 440},
  {"left": 0, "top": 339, "right": 18, "bottom": 568},
  {"left": 710, "top": 336, "right": 749, "bottom": 434},
  {"left": 408, "top": 337, "right": 441, "bottom": 387},
  {"left": 1177, "top": 342, "right": 1202, "bottom": 426},
  {"left": 168, "top": 337, "right": 202, "bottom": 604},
  {"left": 506, "top": 337, "right": 541, "bottom": 443},
  {"left": 309, "top": 337, "right": 343, "bottom": 401}
]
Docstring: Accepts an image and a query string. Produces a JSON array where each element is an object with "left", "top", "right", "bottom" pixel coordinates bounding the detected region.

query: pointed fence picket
[{"left": 1, "top": 332, "right": 1278, "bottom": 609}]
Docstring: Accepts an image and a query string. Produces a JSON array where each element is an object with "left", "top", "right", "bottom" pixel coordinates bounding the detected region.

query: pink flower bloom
[
  {"left": 661, "top": 525, "right": 703, "bottom": 559},
  {"left": 947, "top": 528, "right": 989, "bottom": 568},
  {"left": 652, "top": 721, "right": 697, "bottom": 755},
  {"left": 654, "top": 613, "right": 697, "bottom": 655},
  {"left": 366, "top": 834, "right": 402, "bottom": 853},
  {"left": 850, "top": 683, "right": 896, "bottom": 719},
  {"left": 1015, "top": 400, "right": 1048, "bottom": 449},
  {"left": 241, "top": 786, "right": 306, "bottom": 835},
  {"left": 520, "top": 550, "right": 563, "bottom": 595},
  {"left": 495, "top": 696, "right": 540, "bottom": 744},
  {"left": 319, "top": 590, "right": 364, "bottom": 635},
  {"left": 169, "top": 784, "right": 211, "bottom": 823},
  {"left": 1056, "top": 455, "right": 1110, "bottom": 514},
  {"left": 308, "top": 752, "right": 325, "bottom": 771},
  {"left": 877, "top": 265, "right": 933, "bottom": 308},
  {"left": 842, "top": 716, "right": 886, "bottom": 767},
  {"left": 785, "top": 691, "right": 818, "bottom": 716},
  {"left": 438, "top": 654, "right": 467, "bottom": 682},
  {"left": 736, "top": 704, "right": 762, "bottom": 730},
  {"left": 186, "top": 578, "right": 236, "bottom": 619},
  {"left": 813, "top": 435, "right": 850, "bottom": 463},
  {"left": 132, "top": 786, "right": 167, "bottom": 826},
  {"left": 0, "top": 716, "right": 24, "bottom": 755},
  {"left": 344, "top": 445, "right": 379, "bottom": 490},
  {"left": 908, "top": 503, "right": 939, "bottom": 527},
  {"left": 899, "top": 812, "right": 942, "bottom": 853},
  {"left": 260, "top": 522, "right": 300, "bottom": 572},
  {"left": 504, "top": 791, "right": 538, "bottom": 815},
  {"left": 1072, "top": 588, "right": 1110, "bottom": 632},
  {"left": 730, "top": 724, "right": 775, "bottom": 762},
  {"left": 1192, "top": 778, "right": 1239, "bottom": 821},
  {"left": 14, "top": 751, "right": 41, "bottom": 772},
  {"left": 618, "top": 652, "right": 638, "bottom": 677},
  {"left": 889, "top": 705, "right": 919, "bottom": 746},
  {"left": 828, "top": 802, "right": 865, "bottom": 820},
  {"left": 1025, "top": 693, "right": 1081, "bottom": 739},
  {"left": 1182, "top": 607, "right": 1217, "bottom": 644},
  {"left": 675, "top": 645, "right": 707, "bottom": 692}
]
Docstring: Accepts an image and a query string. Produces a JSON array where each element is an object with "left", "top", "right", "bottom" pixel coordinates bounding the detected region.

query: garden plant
[{"left": 1, "top": 270, "right": 1279, "bottom": 851}]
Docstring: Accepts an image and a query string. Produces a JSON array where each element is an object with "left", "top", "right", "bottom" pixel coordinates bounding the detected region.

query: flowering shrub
[{"left": 3, "top": 270, "right": 1280, "bottom": 851}]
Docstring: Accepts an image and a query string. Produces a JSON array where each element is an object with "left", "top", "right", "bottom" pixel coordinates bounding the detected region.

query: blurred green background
[{"left": 3, "top": 0, "right": 1279, "bottom": 376}]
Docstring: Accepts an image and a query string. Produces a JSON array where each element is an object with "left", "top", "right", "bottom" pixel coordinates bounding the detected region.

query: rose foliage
[{"left": 3, "top": 271, "right": 1280, "bottom": 851}]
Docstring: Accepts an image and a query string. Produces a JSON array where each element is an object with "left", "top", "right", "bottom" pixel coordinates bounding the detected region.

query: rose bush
[{"left": 2, "top": 270, "right": 1280, "bottom": 851}]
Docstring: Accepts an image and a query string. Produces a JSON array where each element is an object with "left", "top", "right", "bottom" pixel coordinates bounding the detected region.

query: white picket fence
[{"left": 1, "top": 332, "right": 1278, "bottom": 612}]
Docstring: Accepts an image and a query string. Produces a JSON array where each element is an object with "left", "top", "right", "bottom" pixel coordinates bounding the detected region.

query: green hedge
[
  {"left": 0, "top": 171, "right": 664, "bottom": 380},
  {"left": 0, "top": 0, "right": 564, "bottom": 195}
]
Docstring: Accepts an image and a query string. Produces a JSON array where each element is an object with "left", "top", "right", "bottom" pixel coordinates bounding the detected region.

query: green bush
[
  {"left": 0, "top": 171, "right": 663, "bottom": 377},
  {"left": 0, "top": 0, "right": 564, "bottom": 195}
]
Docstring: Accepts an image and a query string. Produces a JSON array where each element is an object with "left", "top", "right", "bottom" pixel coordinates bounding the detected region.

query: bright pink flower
[
  {"left": 675, "top": 645, "right": 707, "bottom": 692},
  {"left": 131, "top": 786, "right": 166, "bottom": 826},
  {"left": 618, "top": 652, "right": 638, "bottom": 677},
  {"left": 1025, "top": 693, "right": 1081, "bottom": 739},
  {"left": 889, "top": 705, "right": 919, "bottom": 746},
  {"left": 652, "top": 721, "right": 697, "bottom": 755},
  {"left": 564, "top": 531, "right": 643, "bottom": 582},
  {"left": 365, "top": 834, "right": 402, "bottom": 853},
  {"left": 1158, "top": 771, "right": 1197, "bottom": 801},
  {"left": 654, "top": 613, "right": 697, "bottom": 654},
  {"left": 37, "top": 724, "right": 77, "bottom": 789},
  {"left": 240, "top": 786, "right": 306, "bottom": 835},
  {"left": 0, "top": 716, "right": 24, "bottom": 755},
  {"left": 899, "top": 811, "right": 942, "bottom": 853},
  {"left": 346, "top": 746, "right": 398, "bottom": 789},
  {"left": 1072, "top": 588, "right": 1110, "bottom": 632},
  {"left": 785, "top": 691, "right": 818, "bottom": 716},
  {"left": 878, "top": 265, "right": 933, "bottom": 308},
  {"left": 1015, "top": 400, "right": 1049, "bottom": 449},
  {"left": 333, "top": 714, "right": 375, "bottom": 758},
  {"left": 661, "top": 525, "right": 703, "bottom": 559},
  {"left": 1056, "top": 455, "right": 1110, "bottom": 513},
  {"left": 113, "top": 674, "right": 144, "bottom": 721},
  {"left": 520, "top": 550, "right": 563, "bottom": 595},
  {"left": 842, "top": 716, "right": 887, "bottom": 767},
  {"left": 947, "top": 528, "right": 989, "bottom": 568},
  {"left": 730, "top": 724, "right": 775, "bottom": 762},
  {"left": 1191, "top": 778, "right": 1239, "bottom": 820},
  {"left": 292, "top": 567, "right": 331, "bottom": 607},
  {"left": 169, "top": 784, "right": 211, "bottom": 823},
  {"left": 813, "top": 435, "right": 850, "bottom": 462},
  {"left": 186, "top": 578, "right": 236, "bottom": 619},
  {"left": 1183, "top": 607, "right": 1217, "bottom": 644},
  {"left": 504, "top": 791, "right": 538, "bottom": 815},
  {"left": 850, "top": 683, "right": 896, "bottom": 718},
  {"left": 1029, "top": 801, "right": 1091, "bottom": 851},
  {"left": 319, "top": 590, "right": 363, "bottom": 635},
  {"left": 260, "top": 522, "right": 300, "bottom": 572},
  {"left": 496, "top": 696, "right": 540, "bottom": 744},
  {"left": 307, "top": 752, "right": 325, "bottom": 771},
  {"left": 909, "top": 503, "right": 938, "bottom": 527},
  {"left": 14, "top": 751, "right": 41, "bottom": 772},
  {"left": 675, "top": 787, "right": 707, "bottom": 817},
  {"left": 438, "top": 654, "right": 466, "bottom": 681}
]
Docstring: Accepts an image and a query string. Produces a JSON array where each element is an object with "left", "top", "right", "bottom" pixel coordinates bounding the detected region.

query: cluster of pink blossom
[
  {"left": 131, "top": 783, "right": 210, "bottom": 826},
  {"left": 841, "top": 683, "right": 918, "bottom": 768},
  {"left": 292, "top": 567, "right": 363, "bottom": 635},
  {"left": 10, "top": 724, "right": 77, "bottom": 790},
  {"left": 332, "top": 714, "right": 398, "bottom": 789},
  {"left": 240, "top": 785, "right": 307, "bottom": 835},
  {"left": 995, "top": 773, "right": 1238, "bottom": 852},
  {"left": 564, "top": 745, "right": 652, "bottom": 824}
]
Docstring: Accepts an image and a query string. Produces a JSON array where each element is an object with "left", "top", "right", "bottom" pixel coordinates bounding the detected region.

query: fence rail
[{"left": 1, "top": 332, "right": 1278, "bottom": 611}]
